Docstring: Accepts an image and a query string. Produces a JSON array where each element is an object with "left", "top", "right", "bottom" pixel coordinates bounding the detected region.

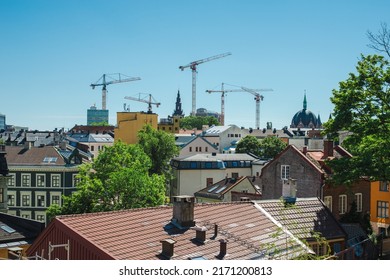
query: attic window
[
  {"left": 1, "top": 225, "right": 16, "bottom": 234},
  {"left": 215, "top": 185, "right": 228, "bottom": 194},
  {"left": 43, "top": 157, "right": 57, "bottom": 163}
]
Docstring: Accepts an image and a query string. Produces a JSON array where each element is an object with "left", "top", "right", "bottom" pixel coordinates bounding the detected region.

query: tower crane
[
  {"left": 90, "top": 73, "right": 141, "bottom": 110},
  {"left": 124, "top": 93, "right": 161, "bottom": 114},
  {"left": 241, "top": 86, "right": 273, "bottom": 129},
  {"left": 179, "top": 52, "right": 231, "bottom": 116},
  {"left": 206, "top": 83, "right": 273, "bottom": 126}
]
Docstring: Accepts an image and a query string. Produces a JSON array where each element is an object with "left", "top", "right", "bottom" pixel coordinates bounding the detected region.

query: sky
[{"left": 1, "top": 0, "right": 389, "bottom": 131}]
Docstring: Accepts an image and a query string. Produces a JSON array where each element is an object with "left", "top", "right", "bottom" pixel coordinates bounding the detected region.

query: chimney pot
[
  {"left": 160, "top": 239, "right": 176, "bottom": 258},
  {"left": 192, "top": 226, "right": 207, "bottom": 242},
  {"left": 218, "top": 239, "right": 228, "bottom": 258}
]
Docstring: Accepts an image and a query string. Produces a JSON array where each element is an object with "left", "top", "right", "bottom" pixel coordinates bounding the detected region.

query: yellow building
[
  {"left": 370, "top": 181, "right": 390, "bottom": 236},
  {"left": 158, "top": 115, "right": 182, "bottom": 134},
  {"left": 114, "top": 112, "right": 158, "bottom": 144}
]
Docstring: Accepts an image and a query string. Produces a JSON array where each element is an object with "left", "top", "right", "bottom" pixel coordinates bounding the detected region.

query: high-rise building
[
  {"left": 0, "top": 113, "right": 6, "bottom": 131},
  {"left": 87, "top": 105, "right": 109, "bottom": 125}
]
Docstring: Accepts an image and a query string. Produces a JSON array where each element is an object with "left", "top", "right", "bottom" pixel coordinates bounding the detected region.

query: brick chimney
[
  {"left": 323, "top": 140, "right": 334, "bottom": 158},
  {"left": 171, "top": 196, "right": 195, "bottom": 228}
]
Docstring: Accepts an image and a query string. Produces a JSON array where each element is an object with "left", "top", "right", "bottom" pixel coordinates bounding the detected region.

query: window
[
  {"left": 51, "top": 174, "right": 61, "bottom": 188},
  {"left": 339, "top": 195, "right": 347, "bottom": 214},
  {"left": 355, "top": 193, "right": 363, "bottom": 212},
  {"left": 232, "top": 172, "right": 239, "bottom": 178},
  {"left": 380, "top": 181, "right": 389, "bottom": 192},
  {"left": 205, "top": 147, "right": 208, "bottom": 152},
  {"left": 21, "top": 174, "right": 31, "bottom": 187},
  {"left": 206, "top": 178, "right": 213, "bottom": 186},
  {"left": 7, "top": 174, "right": 15, "bottom": 187},
  {"left": 91, "top": 146, "right": 95, "bottom": 151},
  {"left": 36, "top": 214, "right": 45, "bottom": 222},
  {"left": 50, "top": 192, "right": 62, "bottom": 206},
  {"left": 21, "top": 214, "right": 30, "bottom": 219},
  {"left": 377, "top": 201, "right": 389, "bottom": 218},
  {"left": 189, "top": 147, "right": 192, "bottom": 152},
  {"left": 324, "top": 196, "right": 332, "bottom": 212},
  {"left": 36, "top": 195, "right": 45, "bottom": 207},
  {"left": 8, "top": 194, "right": 15, "bottom": 206},
  {"left": 195, "top": 147, "right": 198, "bottom": 152},
  {"left": 22, "top": 194, "right": 30, "bottom": 206},
  {"left": 0, "top": 188, "right": 3, "bottom": 203},
  {"left": 36, "top": 174, "right": 45, "bottom": 187},
  {"left": 242, "top": 189, "right": 249, "bottom": 194},
  {"left": 199, "top": 147, "right": 202, "bottom": 152},
  {"left": 73, "top": 174, "right": 80, "bottom": 187},
  {"left": 281, "top": 165, "right": 290, "bottom": 180}
]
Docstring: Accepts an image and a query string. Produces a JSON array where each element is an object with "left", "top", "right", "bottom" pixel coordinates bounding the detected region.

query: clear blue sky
[{"left": 1, "top": 0, "right": 388, "bottom": 131}]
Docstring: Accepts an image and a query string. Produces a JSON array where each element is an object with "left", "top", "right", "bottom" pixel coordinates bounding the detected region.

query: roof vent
[
  {"left": 192, "top": 226, "right": 207, "bottom": 243},
  {"left": 160, "top": 239, "right": 176, "bottom": 259},
  {"left": 217, "top": 239, "right": 228, "bottom": 259}
]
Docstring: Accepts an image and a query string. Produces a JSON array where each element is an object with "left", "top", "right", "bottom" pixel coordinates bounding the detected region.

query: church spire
[
  {"left": 303, "top": 90, "right": 307, "bottom": 110},
  {"left": 173, "top": 90, "right": 184, "bottom": 116}
]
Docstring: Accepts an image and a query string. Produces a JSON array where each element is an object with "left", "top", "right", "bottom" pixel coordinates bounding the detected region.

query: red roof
[
  {"left": 27, "top": 202, "right": 311, "bottom": 260},
  {"left": 5, "top": 146, "right": 66, "bottom": 166}
]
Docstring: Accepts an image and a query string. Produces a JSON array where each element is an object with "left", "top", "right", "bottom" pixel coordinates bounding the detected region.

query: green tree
[
  {"left": 236, "top": 135, "right": 261, "bottom": 155},
  {"left": 258, "top": 136, "right": 288, "bottom": 159},
  {"left": 236, "top": 136, "right": 287, "bottom": 159},
  {"left": 179, "top": 115, "right": 220, "bottom": 130},
  {"left": 137, "top": 125, "right": 179, "bottom": 178},
  {"left": 89, "top": 121, "right": 110, "bottom": 126},
  {"left": 324, "top": 54, "right": 390, "bottom": 183},
  {"left": 46, "top": 141, "right": 166, "bottom": 215}
]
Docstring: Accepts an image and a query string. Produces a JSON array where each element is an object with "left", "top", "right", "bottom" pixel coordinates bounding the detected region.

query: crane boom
[
  {"left": 206, "top": 83, "right": 272, "bottom": 126},
  {"left": 179, "top": 52, "right": 231, "bottom": 116},
  {"left": 124, "top": 93, "right": 161, "bottom": 114},
  {"left": 90, "top": 73, "right": 141, "bottom": 110}
]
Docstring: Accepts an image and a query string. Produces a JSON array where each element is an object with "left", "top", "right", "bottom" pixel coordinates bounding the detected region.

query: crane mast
[
  {"left": 90, "top": 73, "right": 141, "bottom": 110},
  {"left": 124, "top": 93, "right": 161, "bottom": 114},
  {"left": 179, "top": 52, "right": 231, "bottom": 116},
  {"left": 241, "top": 86, "right": 273, "bottom": 129}
]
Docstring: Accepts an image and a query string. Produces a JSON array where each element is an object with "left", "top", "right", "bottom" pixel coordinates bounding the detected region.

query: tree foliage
[
  {"left": 258, "top": 137, "right": 288, "bottom": 159},
  {"left": 137, "top": 125, "right": 179, "bottom": 179},
  {"left": 236, "top": 135, "right": 261, "bottom": 155},
  {"left": 47, "top": 141, "right": 166, "bottom": 216},
  {"left": 324, "top": 54, "right": 390, "bottom": 183},
  {"left": 236, "top": 135, "right": 287, "bottom": 159},
  {"left": 179, "top": 115, "right": 220, "bottom": 130}
]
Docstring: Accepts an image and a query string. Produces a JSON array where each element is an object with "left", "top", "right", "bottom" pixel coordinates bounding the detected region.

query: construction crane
[
  {"left": 179, "top": 52, "right": 231, "bottom": 116},
  {"left": 124, "top": 93, "right": 161, "bottom": 114},
  {"left": 241, "top": 86, "right": 273, "bottom": 129},
  {"left": 206, "top": 83, "right": 273, "bottom": 126},
  {"left": 90, "top": 73, "right": 141, "bottom": 110}
]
